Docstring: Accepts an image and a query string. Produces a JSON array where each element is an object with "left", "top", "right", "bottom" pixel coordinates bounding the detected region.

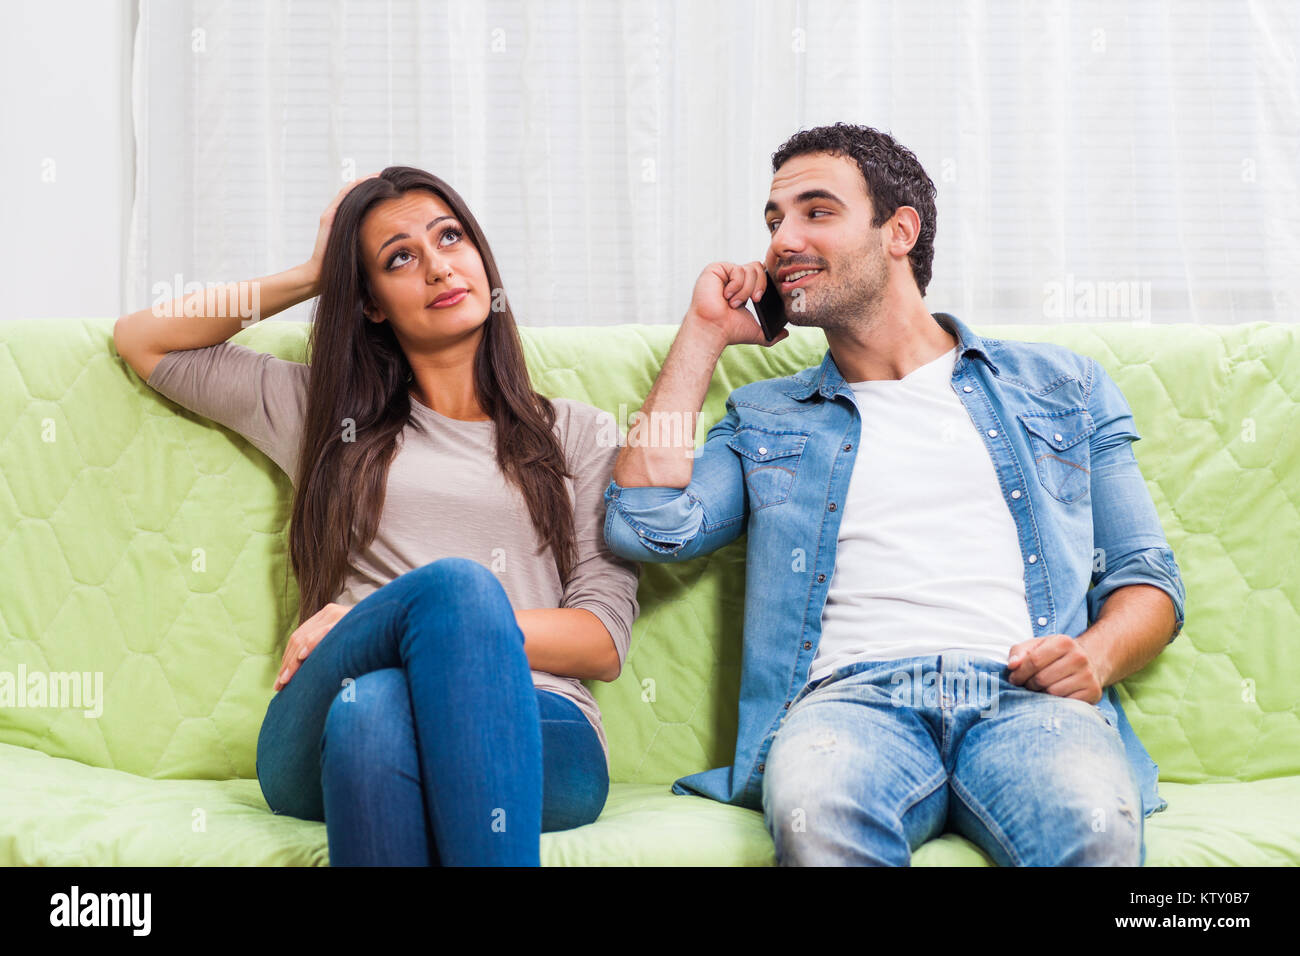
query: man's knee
[
  {"left": 1045, "top": 786, "right": 1143, "bottom": 866},
  {"left": 762, "top": 734, "right": 912, "bottom": 866},
  {"left": 995, "top": 773, "right": 1143, "bottom": 866}
]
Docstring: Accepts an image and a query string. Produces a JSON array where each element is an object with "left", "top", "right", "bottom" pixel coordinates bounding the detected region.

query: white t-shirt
[{"left": 809, "top": 346, "right": 1035, "bottom": 684}]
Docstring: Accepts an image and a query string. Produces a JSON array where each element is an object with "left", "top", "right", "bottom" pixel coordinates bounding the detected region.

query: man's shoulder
[
  {"left": 979, "top": 332, "right": 1100, "bottom": 397},
  {"left": 726, "top": 364, "right": 821, "bottom": 408}
]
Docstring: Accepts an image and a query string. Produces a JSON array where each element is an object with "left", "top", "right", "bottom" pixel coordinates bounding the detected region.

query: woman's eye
[{"left": 386, "top": 226, "right": 462, "bottom": 268}]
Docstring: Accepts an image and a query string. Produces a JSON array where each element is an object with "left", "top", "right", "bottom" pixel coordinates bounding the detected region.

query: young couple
[{"left": 115, "top": 122, "right": 1185, "bottom": 868}]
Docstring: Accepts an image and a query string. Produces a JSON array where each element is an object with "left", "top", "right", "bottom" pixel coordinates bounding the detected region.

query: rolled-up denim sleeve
[
  {"left": 603, "top": 400, "right": 747, "bottom": 562},
  {"left": 1085, "top": 358, "right": 1187, "bottom": 641}
]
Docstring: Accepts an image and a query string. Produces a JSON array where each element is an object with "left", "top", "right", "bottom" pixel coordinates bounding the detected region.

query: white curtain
[{"left": 127, "top": 0, "right": 1299, "bottom": 327}]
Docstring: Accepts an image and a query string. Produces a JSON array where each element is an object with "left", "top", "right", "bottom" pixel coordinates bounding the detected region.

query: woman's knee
[
  {"left": 412, "top": 558, "right": 513, "bottom": 616},
  {"left": 410, "top": 557, "right": 504, "bottom": 602},
  {"left": 400, "top": 558, "right": 525, "bottom": 654},
  {"left": 320, "top": 669, "right": 412, "bottom": 764}
]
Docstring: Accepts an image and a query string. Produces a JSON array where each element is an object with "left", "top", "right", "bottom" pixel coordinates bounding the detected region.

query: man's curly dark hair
[{"left": 772, "top": 123, "right": 937, "bottom": 296}]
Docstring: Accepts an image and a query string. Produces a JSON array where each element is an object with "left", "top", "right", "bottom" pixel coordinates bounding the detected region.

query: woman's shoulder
[
  {"left": 546, "top": 396, "right": 621, "bottom": 460},
  {"left": 547, "top": 396, "right": 617, "bottom": 432}
]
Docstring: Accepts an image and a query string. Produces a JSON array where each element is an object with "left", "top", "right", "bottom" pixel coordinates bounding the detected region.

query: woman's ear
[{"left": 358, "top": 275, "right": 383, "bottom": 323}]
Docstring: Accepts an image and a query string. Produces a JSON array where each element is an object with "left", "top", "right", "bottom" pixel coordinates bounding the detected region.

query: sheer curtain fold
[{"left": 128, "top": 0, "right": 1298, "bottom": 326}]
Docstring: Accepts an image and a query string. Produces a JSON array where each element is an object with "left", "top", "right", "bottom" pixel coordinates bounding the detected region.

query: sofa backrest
[{"left": 1, "top": 317, "right": 1296, "bottom": 785}]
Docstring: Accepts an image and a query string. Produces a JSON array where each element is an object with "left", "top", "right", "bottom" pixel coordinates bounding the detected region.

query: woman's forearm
[
  {"left": 114, "top": 263, "right": 317, "bottom": 358},
  {"left": 516, "top": 608, "right": 620, "bottom": 682}
]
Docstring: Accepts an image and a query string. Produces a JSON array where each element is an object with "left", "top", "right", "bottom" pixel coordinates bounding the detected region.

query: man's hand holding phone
[
  {"left": 686, "top": 261, "right": 790, "bottom": 350},
  {"left": 612, "top": 259, "right": 788, "bottom": 489}
]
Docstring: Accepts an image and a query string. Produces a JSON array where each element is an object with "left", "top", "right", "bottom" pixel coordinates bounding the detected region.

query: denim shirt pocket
[
  {"left": 727, "top": 426, "right": 809, "bottom": 511},
  {"left": 1017, "top": 409, "right": 1096, "bottom": 504}
]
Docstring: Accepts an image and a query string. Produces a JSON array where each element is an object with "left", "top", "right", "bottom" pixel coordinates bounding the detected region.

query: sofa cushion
[
  {"left": 1, "top": 318, "right": 1297, "bottom": 818},
  {"left": 5, "top": 741, "right": 1297, "bottom": 866}
]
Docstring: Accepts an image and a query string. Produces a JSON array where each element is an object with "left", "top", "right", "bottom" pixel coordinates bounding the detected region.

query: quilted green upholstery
[{"left": 1, "top": 317, "right": 1297, "bottom": 865}]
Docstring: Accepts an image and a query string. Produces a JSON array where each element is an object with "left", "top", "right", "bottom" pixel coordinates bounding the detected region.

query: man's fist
[
  {"left": 685, "top": 261, "right": 790, "bottom": 348},
  {"left": 1007, "top": 634, "right": 1104, "bottom": 704}
]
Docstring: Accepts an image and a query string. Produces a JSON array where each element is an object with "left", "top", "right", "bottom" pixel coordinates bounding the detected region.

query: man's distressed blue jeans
[{"left": 762, "top": 652, "right": 1144, "bottom": 866}]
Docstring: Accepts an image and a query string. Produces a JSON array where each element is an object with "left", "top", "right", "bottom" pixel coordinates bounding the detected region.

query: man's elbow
[
  {"left": 1142, "top": 579, "right": 1184, "bottom": 644},
  {"left": 603, "top": 506, "right": 692, "bottom": 563},
  {"left": 1157, "top": 588, "right": 1180, "bottom": 644},
  {"left": 1090, "top": 548, "right": 1186, "bottom": 641}
]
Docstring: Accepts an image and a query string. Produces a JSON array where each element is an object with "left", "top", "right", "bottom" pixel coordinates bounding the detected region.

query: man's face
[{"left": 763, "top": 151, "right": 888, "bottom": 331}]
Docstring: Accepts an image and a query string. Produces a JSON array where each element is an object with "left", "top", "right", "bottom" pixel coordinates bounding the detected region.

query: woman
[{"left": 113, "top": 167, "right": 640, "bottom": 865}]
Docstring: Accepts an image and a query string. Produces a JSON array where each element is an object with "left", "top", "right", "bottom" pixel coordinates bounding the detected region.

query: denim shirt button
[
  {"left": 843, "top": 443, "right": 852, "bottom": 451},
  {"left": 963, "top": 385, "right": 973, "bottom": 393},
  {"left": 784, "top": 701, "right": 790, "bottom": 709},
  {"left": 1028, "top": 554, "right": 1037, "bottom": 563},
  {"left": 757, "top": 763, "right": 765, "bottom": 773},
  {"left": 828, "top": 502, "right": 837, "bottom": 511},
  {"left": 1054, "top": 433, "right": 1063, "bottom": 442},
  {"left": 803, "top": 641, "right": 812, "bottom": 650},
  {"left": 817, "top": 573, "right": 826, "bottom": 582},
  {"left": 1037, "top": 616, "right": 1048, "bottom": 626},
  {"left": 1011, "top": 489, "right": 1021, "bottom": 499},
  {"left": 987, "top": 429, "right": 998, "bottom": 438}
]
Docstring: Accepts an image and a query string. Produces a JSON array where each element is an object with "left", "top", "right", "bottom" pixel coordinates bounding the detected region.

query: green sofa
[{"left": 2, "top": 316, "right": 1297, "bottom": 865}]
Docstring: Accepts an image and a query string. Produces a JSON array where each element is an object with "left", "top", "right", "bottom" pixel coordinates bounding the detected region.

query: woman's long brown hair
[{"left": 289, "top": 166, "right": 576, "bottom": 626}]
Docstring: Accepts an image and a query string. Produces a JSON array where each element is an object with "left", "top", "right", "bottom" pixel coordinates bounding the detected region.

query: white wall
[{"left": 0, "top": 0, "right": 133, "bottom": 322}]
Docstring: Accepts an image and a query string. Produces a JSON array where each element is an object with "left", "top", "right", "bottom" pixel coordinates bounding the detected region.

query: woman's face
[{"left": 358, "top": 190, "right": 492, "bottom": 349}]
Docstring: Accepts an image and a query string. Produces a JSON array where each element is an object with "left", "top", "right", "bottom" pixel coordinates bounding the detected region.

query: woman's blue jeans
[{"left": 255, "top": 557, "right": 609, "bottom": 866}]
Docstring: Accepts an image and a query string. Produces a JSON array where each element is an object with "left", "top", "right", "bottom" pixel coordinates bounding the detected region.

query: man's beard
[{"left": 783, "top": 244, "right": 887, "bottom": 335}]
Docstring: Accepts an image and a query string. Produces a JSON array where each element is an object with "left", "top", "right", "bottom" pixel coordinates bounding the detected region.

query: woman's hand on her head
[
  {"left": 301, "top": 173, "right": 381, "bottom": 295},
  {"left": 275, "top": 602, "right": 352, "bottom": 691}
]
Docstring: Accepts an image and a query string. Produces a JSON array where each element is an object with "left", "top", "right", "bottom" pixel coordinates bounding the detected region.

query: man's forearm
[
  {"left": 612, "top": 314, "right": 728, "bottom": 489},
  {"left": 1076, "top": 584, "right": 1179, "bottom": 687}
]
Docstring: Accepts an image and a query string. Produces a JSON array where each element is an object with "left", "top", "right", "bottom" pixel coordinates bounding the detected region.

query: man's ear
[{"left": 887, "top": 206, "right": 921, "bottom": 259}]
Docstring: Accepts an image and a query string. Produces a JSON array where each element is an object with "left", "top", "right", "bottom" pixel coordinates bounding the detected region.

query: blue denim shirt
[{"left": 603, "top": 312, "right": 1185, "bottom": 819}]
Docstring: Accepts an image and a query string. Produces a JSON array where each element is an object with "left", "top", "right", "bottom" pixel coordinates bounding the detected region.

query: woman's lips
[{"left": 429, "top": 289, "right": 468, "bottom": 308}]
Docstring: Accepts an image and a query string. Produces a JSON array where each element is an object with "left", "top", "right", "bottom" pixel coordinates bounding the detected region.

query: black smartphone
[{"left": 751, "top": 268, "right": 788, "bottom": 342}]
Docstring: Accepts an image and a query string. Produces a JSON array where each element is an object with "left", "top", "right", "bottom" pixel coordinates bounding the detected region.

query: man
[{"left": 602, "top": 123, "right": 1185, "bottom": 866}]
